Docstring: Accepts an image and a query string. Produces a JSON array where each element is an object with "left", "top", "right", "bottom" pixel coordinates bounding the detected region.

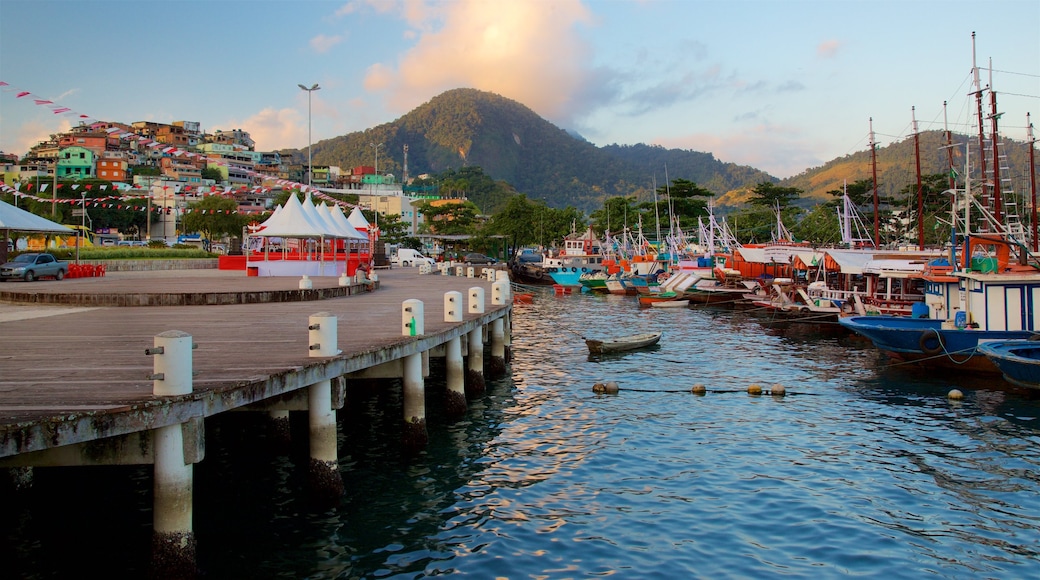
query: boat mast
[
  {"left": 988, "top": 59, "right": 1004, "bottom": 225},
  {"left": 1029, "top": 113, "right": 1038, "bottom": 252},
  {"left": 870, "top": 117, "right": 880, "bottom": 247},
  {"left": 944, "top": 102, "right": 956, "bottom": 193},
  {"left": 971, "top": 31, "right": 990, "bottom": 230},
  {"left": 913, "top": 106, "right": 924, "bottom": 250}
]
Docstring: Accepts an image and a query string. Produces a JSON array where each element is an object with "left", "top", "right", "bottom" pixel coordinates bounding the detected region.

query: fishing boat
[
  {"left": 585, "top": 331, "right": 663, "bottom": 354},
  {"left": 651, "top": 299, "right": 689, "bottom": 308},
  {"left": 637, "top": 291, "right": 680, "bottom": 306},
  {"left": 545, "top": 225, "right": 607, "bottom": 286},
  {"left": 839, "top": 235, "right": 1040, "bottom": 372},
  {"left": 977, "top": 340, "right": 1040, "bottom": 389}
]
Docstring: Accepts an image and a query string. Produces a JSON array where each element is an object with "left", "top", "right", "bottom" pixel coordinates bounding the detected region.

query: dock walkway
[{"left": 0, "top": 268, "right": 508, "bottom": 458}]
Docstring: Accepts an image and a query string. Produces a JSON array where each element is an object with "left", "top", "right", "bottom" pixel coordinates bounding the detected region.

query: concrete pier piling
[
  {"left": 466, "top": 286, "right": 487, "bottom": 396},
  {"left": 443, "top": 291, "right": 467, "bottom": 416},
  {"left": 307, "top": 313, "right": 344, "bottom": 501},
  {"left": 148, "top": 330, "right": 197, "bottom": 578},
  {"left": 401, "top": 300, "right": 428, "bottom": 448}
]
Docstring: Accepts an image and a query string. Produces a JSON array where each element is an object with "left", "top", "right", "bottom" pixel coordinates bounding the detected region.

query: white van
[{"left": 392, "top": 248, "right": 436, "bottom": 267}]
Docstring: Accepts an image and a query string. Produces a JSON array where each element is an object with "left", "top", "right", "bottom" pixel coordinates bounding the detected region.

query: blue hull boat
[
  {"left": 977, "top": 340, "right": 1040, "bottom": 389},
  {"left": 838, "top": 315, "right": 1035, "bottom": 372}
]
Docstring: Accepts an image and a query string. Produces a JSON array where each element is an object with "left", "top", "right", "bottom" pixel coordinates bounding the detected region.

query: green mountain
[
  {"left": 305, "top": 88, "right": 1036, "bottom": 213},
  {"left": 306, "top": 88, "right": 773, "bottom": 213},
  {"left": 775, "top": 130, "right": 1037, "bottom": 209}
]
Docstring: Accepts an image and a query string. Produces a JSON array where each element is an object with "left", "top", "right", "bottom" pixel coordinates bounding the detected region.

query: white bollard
[
  {"left": 469, "top": 287, "right": 485, "bottom": 314},
  {"left": 492, "top": 280, "right": 510, "bottom": 305},
  {"left": 148, "top": 330, "right": 194, "bottom": 396},
  {"left": 495, "top": 270, "right": 509, "bottom": 282},
  {"left": 403, "top": 299, "right": 425, "bottom": 336},
  {"left": 308, "top": 312, "right": 341, "bottom": 357},
  {"left": 466, "top": 266, "right": 475, "bottom": 278},
  {"left": 299, "top": 275, "right": 313, "bottom": 289},
  {"left": 444, "top": 291, "right": 463, "bottom": 322},
  {"left": 456, "top": 266, "right": 465, "bottom": 277}
]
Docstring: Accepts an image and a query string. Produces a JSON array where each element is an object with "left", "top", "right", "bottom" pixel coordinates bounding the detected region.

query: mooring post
[
  {"left": 307, "top": 312, "right": 343, "bottom": 502},
  {"left": 496, "top": 271, "right": 514, "bottom": 362},
  {"left": 443, "top": 291, "right": 466, "bottom": 416},
  {"left": 487, "top": 279, "right": 510, "bottom": 378},
  {"left": 466, "top": 287, "right": 486, "bottom": 396},
  {"left": 148, "top": 330, "right": 197, "bottom": 578},
  {"left": 402, "top": 299, "right": 428, "bottom": 447}
]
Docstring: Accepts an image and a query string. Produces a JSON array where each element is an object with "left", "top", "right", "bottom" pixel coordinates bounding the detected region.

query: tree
[
  {"left": 181, "top": 195, "right": 247, "bottom": 242},
  {"left": 201, "top": 167, "right": 223, "bottom": 182},
  {"left": 589, "top": 195, "right": 639, "bottom": 236},
  {"left": 749, "top": 182, "right": 802, "bottom": 210},
  {"left": 416, "top": 200, "right": 480, "bottom": 235},
  {"left": 369, "top": 210, "right": 410, "bottom": 245},
  {"left": 649, "top": 178, "right": 713, "bottom": 230},
  {"left": 792, "top": 203, "right": 842, "bottom": 246}
]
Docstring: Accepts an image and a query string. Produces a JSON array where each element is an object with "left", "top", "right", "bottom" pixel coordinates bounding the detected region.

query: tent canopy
[{"left": 0, "top": 199, "right": 74, "bottom": 234}]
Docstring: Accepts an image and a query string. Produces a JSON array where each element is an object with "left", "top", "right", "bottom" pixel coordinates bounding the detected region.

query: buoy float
[
  {"left": 593, "top": 382, "right": 620, "bottom": 394},
  {"left": 691, "top": 384, "right": 706, "bottom": 395},
  {"left": 948, "top": 389, "right": 964, "bottom": 400},
  {"left": 770, "top": 384, "right": 786, "bottom": 397},
  {"left": 604, "top": 381, "right": 620, "bottom": 393},
  {"left": 747, "top": 384, "right": 763, "bottom": 395}
]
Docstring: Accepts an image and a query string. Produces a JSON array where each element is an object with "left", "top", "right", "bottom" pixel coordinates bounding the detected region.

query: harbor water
[{"left": 4, "top": 289, "right": 1040, "bottom": 578}]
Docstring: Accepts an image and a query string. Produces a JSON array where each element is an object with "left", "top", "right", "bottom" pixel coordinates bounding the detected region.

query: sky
[{"left": 1, "top": 0, "right": 1038, "bottom": 180}]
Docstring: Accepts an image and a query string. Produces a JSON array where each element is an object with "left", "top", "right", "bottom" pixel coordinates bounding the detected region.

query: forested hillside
[
  {"left": 304, "top": 89, "right": 774, "bottom": 213},
  {"left": 776, "top": 130, "right": 1037, "bottom": 208},
  {"left": 301, "top": 88, "right": 1036, "bottom": 214}
]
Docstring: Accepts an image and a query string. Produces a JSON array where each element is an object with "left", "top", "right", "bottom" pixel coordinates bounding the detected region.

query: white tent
[
  {"left": 323, "top": 204, "right": 367, "bottom": 240},
  {"left": 347, "top": 206, "right": 371, "bottom": 232},
  {"left": 0, "top": 199, "right": 74, "bottom": 233},
  {"left": 252, "top": 193, "right": 330, "bottom": 238}
]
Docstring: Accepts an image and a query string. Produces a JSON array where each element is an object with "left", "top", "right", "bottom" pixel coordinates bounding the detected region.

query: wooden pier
[{"left": 0, "top": 266, "right": 512, "bottom": 577}]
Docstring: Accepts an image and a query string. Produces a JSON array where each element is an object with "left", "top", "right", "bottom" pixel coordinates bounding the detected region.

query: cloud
[
  {"left": 656, "top": 124, "right": 821, "bottom": 179},
  {"left": 3, "top": 119, "right": 68, "bottom": 159},
  {"left": 361, "top": 0, "right": 595, "bottom": 122},
  {"left": 817, "top": 39, "right": 841, "bottom": 58},
  {"left": 310, "top": 34, "right": 344, "bottom": 54},
  {"left": 224, "top": 107, "right": 306, "bottom": 152}
]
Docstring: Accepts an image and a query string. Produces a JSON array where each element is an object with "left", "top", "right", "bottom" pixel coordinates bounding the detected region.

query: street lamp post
[
  {"left": 297, "top": 83, "right": 321, "bottom": 187},
  {"left": 76, "top": 192, "right": 85, "bottom": 264},
  {"left": 369, "top": 142, "right": 383, "bottom": 178}
]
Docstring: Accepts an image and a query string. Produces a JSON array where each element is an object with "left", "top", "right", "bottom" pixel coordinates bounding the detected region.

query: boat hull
[
  {"left": 586, "top": 332, "right": 663, "bottom": 354},
  {"left": 838, "top": 315, "right": 1035, "bottom": 372},
  {"left": 978, "top": 340, "right": 1040, "bottom": 389}
]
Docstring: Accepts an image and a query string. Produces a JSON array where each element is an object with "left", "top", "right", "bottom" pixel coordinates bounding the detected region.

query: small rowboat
[
  {"left": 637, "top": 291, "right": 679, "bottom": 306},
  {"left": 651, "top": 299, "right": 689, "bottom": 308},
  {"left": 978, "top": 339, "right": 1040, "bottom": 390},
  {"left": 585, "top": 331, "right": 663, "bottom": 354}
]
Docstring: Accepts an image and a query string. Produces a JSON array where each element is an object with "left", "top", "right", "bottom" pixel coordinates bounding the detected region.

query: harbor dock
[{"left": 0, "top": 266, "right": 512, "bottom": 577}]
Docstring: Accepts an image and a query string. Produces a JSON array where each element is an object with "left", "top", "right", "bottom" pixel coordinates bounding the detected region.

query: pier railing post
[
  {"left": 148, "top": 330, "right": 196, "bottom": 578},
  {"left": 443, "top": 291, "right": 466, "bottom": 416},
  {"left": 402, "top": 299, "right": 428, "bottom": 448},
  {"left": 307, "top": 313, "right": 343, "bottom": 503},
  {"left": 466, "top": 288, "right": 486, "bottom": 396},
  {"left": 488, "top": 280, "right": 510, "bottom": 378}
]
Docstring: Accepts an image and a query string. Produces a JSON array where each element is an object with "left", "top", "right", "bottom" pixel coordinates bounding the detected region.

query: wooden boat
[
  {"left": 637, "top": 291, "right": 679, "bottom": 306},
  {"left": 978, "top": 340, "right": 1040, "bottom": 389},
  {"left": 651, "top": 299, "right": 689, "bottom": 308},
  {"left": 585, "top": 331, "right": 662, "bottom": 354}
]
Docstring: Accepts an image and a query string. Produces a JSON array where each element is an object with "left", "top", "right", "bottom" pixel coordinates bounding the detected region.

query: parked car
[
  {"left": 463, "top": 253, "right": 498, "bottom": 265},
  {"left": 514, "top": 248, "right": 544, "bottom": 264},
  {"left": 392, "top": 248, "right": 436, "bottom": 267},
  {"left": 0, "top": 252, "right": 69, "bottom": 282}
]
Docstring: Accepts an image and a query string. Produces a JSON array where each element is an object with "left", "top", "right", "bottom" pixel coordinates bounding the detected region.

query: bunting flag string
[{"left": 1, "top": 79, "right": 362, "bottom": 210}]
